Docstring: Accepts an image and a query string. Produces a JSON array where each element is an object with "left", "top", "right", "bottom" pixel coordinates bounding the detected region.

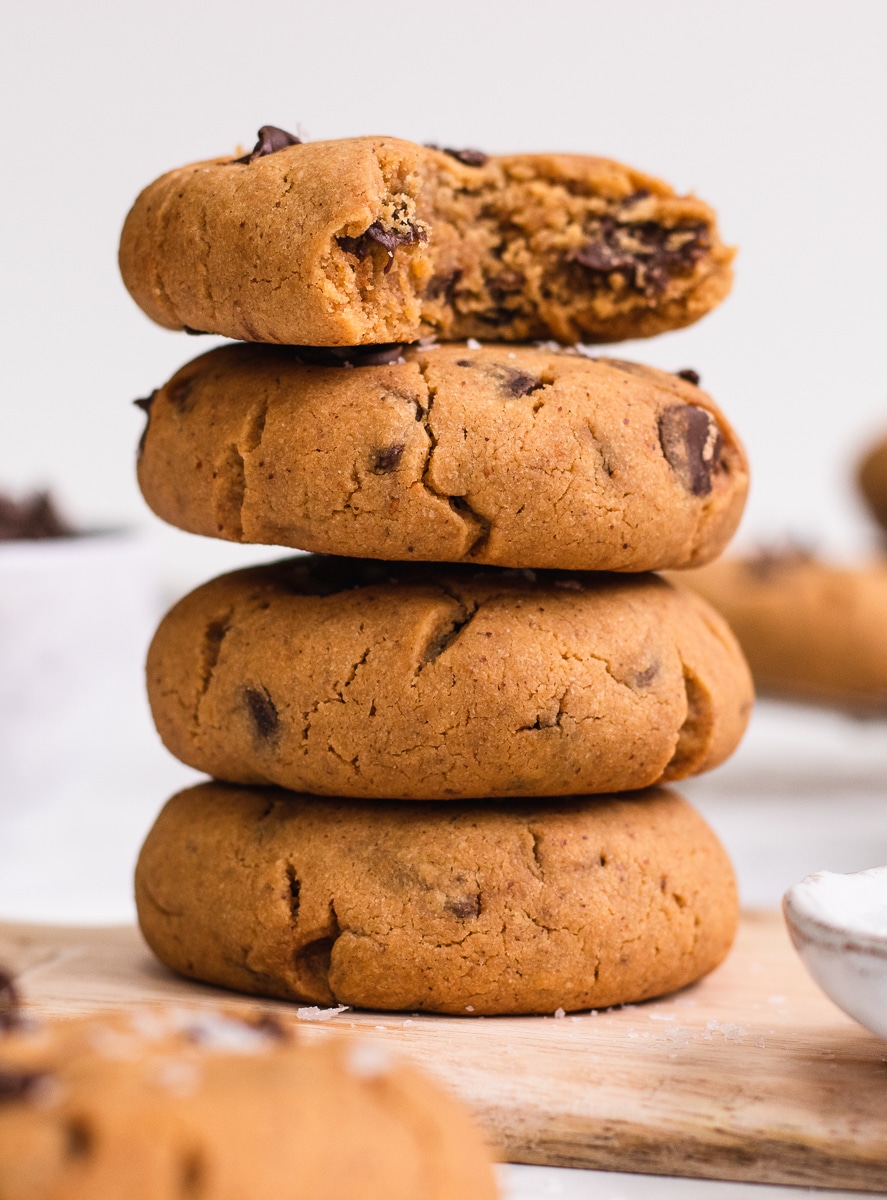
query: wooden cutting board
[{"left": 2, "top": 913, "right": 886, "bottom": 1192}]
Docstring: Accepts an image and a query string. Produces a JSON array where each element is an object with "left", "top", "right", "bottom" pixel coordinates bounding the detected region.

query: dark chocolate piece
[
  {"left": 425, "top": 144, "right": 489, "bottom": 168},
  {"left": 183, "top": 326, "right": 208, "bottom": 336},
  {"left": 488, "top": 364, "right": 543, "bottom": 398},
  {"left": 0, "top": 1068, "right": 46, "bottom": 1104},
  {"left": 338, "top": 222, "right": 427, "bottom": 274},
  {"left": 0, "top": 492, "right": 75, "bottom": 541},
  {"left": 291, "top": 343, "right": 407, "bottom": 368},
  {"left": 658, "top": 405, "right": 722, "bottom": 496},
  {"left": 445, "top": 895, "right": 481, "bottom": 918},
  {"left": 676, "top": 368, "right": 701, "bottom": 386},
  {"left": 243, "top": 687, "right": 280, "bottom": 741},
  {"left": 0, "top": 969, "right": 20, "bottom": 1032},
  {"left": 234, "top": 125, "right": 302, "bottom": 165},
  {"left": 372, "top": 444, "right": 405, "bottom": 473},
  {"left": 574, "top": 218, "right": 709, "bottom": 296}
]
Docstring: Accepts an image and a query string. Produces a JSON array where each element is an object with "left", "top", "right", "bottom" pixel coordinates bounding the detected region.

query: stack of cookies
[{"left": 123, "top": 130, "right": 753, "bottom": 1015}]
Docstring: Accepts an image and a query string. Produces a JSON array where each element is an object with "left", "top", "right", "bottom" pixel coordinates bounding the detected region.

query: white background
[
  {"left": 2, "top": 4, "right": 886, "bottom": 1197},
  {"left": 3, "top": 0, "right": 887, "bottom": 590}
]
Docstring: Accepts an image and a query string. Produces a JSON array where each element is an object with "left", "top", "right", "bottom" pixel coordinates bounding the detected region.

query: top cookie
[{"left": 119, "top": 132, "right": 733, "bottom": 346}]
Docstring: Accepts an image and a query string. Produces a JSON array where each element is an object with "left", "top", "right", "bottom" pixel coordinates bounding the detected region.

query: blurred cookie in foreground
[
  {"left": 136, "top": 343, "right": 748, "bottom": 572},
  {"left": 136, "top": 783, "right": 738, "bottom": 1015},
  {"left": 858, "top": 432, "right": 887, "bottom": 534},
  {"left": 120, "top": 132, "right": 733, "bottom": 346},
  {"left": 0, "top": 1006, "right": 497, "bottom": 1200},
  {"left": 669, "top": 550, "right": 887, "bottom": 712}
]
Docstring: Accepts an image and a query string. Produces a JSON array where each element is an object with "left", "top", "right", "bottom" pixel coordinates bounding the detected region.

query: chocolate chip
[
  {"left": 445, "top": 895, "right": 481, "bottom": 918},
  {"left": 658, "top": 405, "right": 722, "bottom": 496},
  {"left": 183, "top": 326, "right": 208, "bottom": 336},
  {"left": 292, "top": 343, "right": 406, "bottom": 368},
  {"left": 425, "top": 269, "right": 462, "bottom": 304},
  {"left": 630, "top": 662, "right": 660, "bottom": 688},
  {"left": 166, "top": 376, "right": 196, "bottom": 411},
  {"left": 676, "top": 368, "right": 701, "bottom": 386},
  {"left": 488, "top": 364, "right": 543, "bottom": 398},
  {"left": 249, "top": 1013, "right": 289, "bottom": 1041},
  {"left": 574, "top": 218, "right": 710, "bottom": 297},
  {"left": 372, "top": 444, "right": 405, "bottom": 473},
  {"left": 0, "top": 969, "right": 21, "bottom": 1032},
  {"left": 338, "top": 221, "right": 427, "bottom": 274},
  {"left": 0, "top": 1068, "right": 46, "bottom": 1104},
  {"left": 0, "top": 493, "right": 75, "bottom": 542},
  {"left": 234, "top": 125, "right": 302, "bottom": 165},
  {"left": 455, "top": 359, "right": 473, "bottom": 368},
  {"left": 243, "top": 687, "right": 279, "bottom": 741},
  {"left": 425, "top": 144, "right": 489, "bottom": 168}
]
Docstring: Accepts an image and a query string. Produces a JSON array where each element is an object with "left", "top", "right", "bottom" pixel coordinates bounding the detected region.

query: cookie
[
  {"left": 146, "top": 556, "right": 753, "bottom": 799},
  {"left": 858, "top": 432, "right": 887, "bottom": 533},
  {"left": 0, "top": 1009, "right": 496, "bottom": 1200},
  {"left": 119, "top": 132, "right": 733, "bottom": 346},
  {"left": 670, "top": 551, "right": 887, "bottom": 710},
  {"left": 136, "top": 343, "right": 748, "bottom": 572},
  {"left": 136, "top": 782, "right": 738, "bottom": 1015}
]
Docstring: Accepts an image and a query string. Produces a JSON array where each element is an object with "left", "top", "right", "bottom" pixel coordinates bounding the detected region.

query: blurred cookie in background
[
  {"left": 858, "top": 432, "right": 887, "bottom": 535},
  {"left": 668, "top": 550, "right": 887, "bottom": 713}
]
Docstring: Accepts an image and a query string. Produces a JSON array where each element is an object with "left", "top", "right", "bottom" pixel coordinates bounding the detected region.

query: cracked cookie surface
[
  {"left": 135, "top": 783, "right": 738, "bottom": 1015},
  {"left": 0, "top": 1011, "right": 495, "bottom": 1199},
  {"left": 671, "top": 553, "right": 887, "bottom": 711},
  {"left": 119, "top": 135, "right": 733, "bottom": 346},
  {"left": 146, "top": 556, "right": 753, "bottom": 799},
  {"left": 137, "top": 343, "right": 748, "bottom": 572}
]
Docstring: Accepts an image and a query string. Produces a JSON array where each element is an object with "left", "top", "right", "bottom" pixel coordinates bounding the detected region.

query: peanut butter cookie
[
  {"left": 136, "top": 783, "right": 738, "bottom": 1015},
  {"left": 120, "top": 131, "right": 733, "bottom": 346},
  {"left": 136, "top": 343, "right": 747, "bottom": 572},
  {"left": 146, "top": 557, "right": 753, "bottom": 799}
]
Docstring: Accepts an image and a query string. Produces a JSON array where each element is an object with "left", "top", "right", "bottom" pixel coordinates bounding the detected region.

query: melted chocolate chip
[
  {"left": 574, "top": 218, "right": 710, "bottom": 297},
  {"left": 446, "top": 895, "right": 481, "bottom": 918},
  {"left": 676, "top": 368, "right": 701, "bottom": 386},
  {"left": 425, "top": 269, "right": 462, "bottom": 304},
  {"left": 183, "top": 326, "right": 208, "bottom": 336},
  {"left": 338, "top": 222, "right": 427, "bottom": 274},
  {"left": 166, "top": 376, "right": 197, "bottom": 411},
  {"left": 658, "top": 405, "right": 722, "bottom": 496},
  {"left": 488, "top": 364, "right": 543, "bottom": 398},
  {"left": 372, "top": 444, "right": 405, "bottom": 473},
  {"left": 0, "top": 493, "right": 75, "bottom": 542},
  {"left": 243, "top": 687, "right": 279, "bottom": 741},
  {"left": 630, "top": 661, "right": 660, "bottom": 688},
  {"left": 234, "top": 125, "right": 302, "bottom": 165},
  {"left": 0, "top": 1068, "right": 46, "bottom": 1103},
  {"left": 0, "top": 969, "right": 21, "bottom": 1032},
  {"left": 425, "top": 144, "right": 489, "bottom": 168},
  {"left": 292, "top": 344, "right": 406, "bottom": 368}
]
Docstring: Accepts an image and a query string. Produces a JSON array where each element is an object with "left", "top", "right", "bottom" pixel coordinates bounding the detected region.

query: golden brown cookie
[
  {"left": 858, "top": 432, "right": 887, "bottom": 533},
  {"left": 119, "top": 132, "right": 733, "bottom": 346},
  {"left": 671, "top": 552, "right": 887, "bottom": 711},
  {"left": 135, "top": 782, "right": 738, "bottom": 1015},
  {"left": 137, "top": 343, "right": 748, "bottom": 572},
  {"left": 146, "top": 556, "right": 753, "bottom": 799},
  {"left": 0, "top": 1008, "right": 496, "bottom": 1200}
]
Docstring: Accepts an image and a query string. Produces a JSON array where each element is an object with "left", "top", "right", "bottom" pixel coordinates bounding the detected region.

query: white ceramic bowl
[
  {"left": 0, "top": 530, "right": 156, "bottom": 811},
  {"left": 783, "top": 866, "right": 887, "bottom": 1040}
]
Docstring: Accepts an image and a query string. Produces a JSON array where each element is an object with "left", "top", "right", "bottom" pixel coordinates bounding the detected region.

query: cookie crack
[
  {"left": 415, "top": 358, "right": 492, "bottom": 556},
  {"left": 193, "top": 611, "right": 232, "bottom": 735}
]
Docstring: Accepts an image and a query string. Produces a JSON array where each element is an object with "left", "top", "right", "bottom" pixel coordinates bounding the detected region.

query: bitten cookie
[
  {"left": 858, "top": 432, "right": 887, "bottom": 533},
  {"left": 146, "top": 557, "right": 753, "bottom": 799},
  {"left": 137, "top": 343, "right": 748, "bottom": 572},
  {"left": 671, "top": 552, "right": 887, "bottom": 711},
  {"left": 136, "top": 783, "right": 738, "bottom": 1015},
  {"left": 119, "top": 131, "right": 733, "bottom": 346},
  {"left": 0, "top": 1009, "right": 496, "bottom": 1200}
]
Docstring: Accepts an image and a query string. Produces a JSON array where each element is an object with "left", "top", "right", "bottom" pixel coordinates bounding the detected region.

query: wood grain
[{"left": 1, "top": 913, "right": 885, "bottom": 1191}]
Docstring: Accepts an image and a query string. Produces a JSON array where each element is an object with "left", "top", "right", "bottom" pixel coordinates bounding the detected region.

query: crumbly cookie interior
[{"left": 334, "top": 153, "right": 732, "bottom": 344}]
